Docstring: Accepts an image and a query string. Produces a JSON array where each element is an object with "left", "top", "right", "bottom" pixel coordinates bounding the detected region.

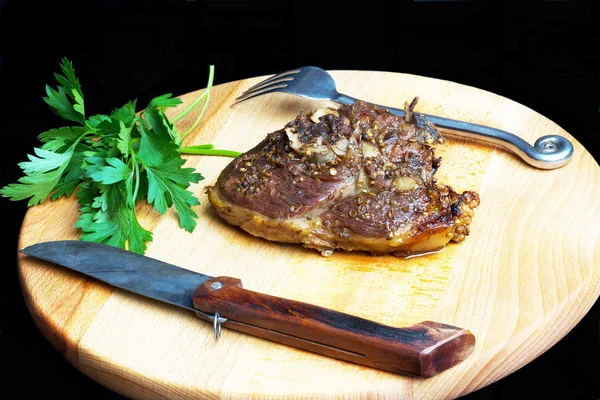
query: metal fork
[{"left": 231, "top": 66, "right": 573, "bottom": 170}]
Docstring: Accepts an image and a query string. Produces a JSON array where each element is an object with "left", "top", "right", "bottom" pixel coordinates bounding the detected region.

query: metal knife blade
[
  {"left": 21, "top": 240, "right": 210, "bottom": 312},
  {"left": 20, "top": 239, "right": 476, "bottom": 378}
]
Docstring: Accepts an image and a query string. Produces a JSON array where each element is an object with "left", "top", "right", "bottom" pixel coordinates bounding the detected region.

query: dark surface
[{"left": 1, "top": 0, "right": 599, "bottom": 399}]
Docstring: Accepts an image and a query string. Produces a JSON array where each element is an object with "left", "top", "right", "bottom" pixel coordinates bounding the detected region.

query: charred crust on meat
[{"left": 208, "top": 99, "right": 480, "bottom": 256}]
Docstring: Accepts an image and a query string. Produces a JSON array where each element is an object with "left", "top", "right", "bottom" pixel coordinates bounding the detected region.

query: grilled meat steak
[{"left": 207, "top": 99, "right": 480, "bottom": 256}]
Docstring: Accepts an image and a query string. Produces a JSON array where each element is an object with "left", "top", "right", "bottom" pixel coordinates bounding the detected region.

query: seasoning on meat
[{"left": 207, "top": 99, "right": 480, "bottom": 257}]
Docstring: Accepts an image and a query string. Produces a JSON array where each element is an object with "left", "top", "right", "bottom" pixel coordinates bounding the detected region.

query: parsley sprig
[{"left": 1, "top": 58, "right": 240, "bottom": 254}]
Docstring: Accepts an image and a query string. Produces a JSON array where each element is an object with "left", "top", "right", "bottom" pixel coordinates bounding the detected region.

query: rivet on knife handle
[{"left": 193, "top": 276, "right": 476, "bottom": 378}]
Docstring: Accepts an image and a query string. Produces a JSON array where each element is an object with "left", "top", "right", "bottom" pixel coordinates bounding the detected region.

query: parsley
[{"left": 1, "top": 58, "right": 240, "bottom": 254}]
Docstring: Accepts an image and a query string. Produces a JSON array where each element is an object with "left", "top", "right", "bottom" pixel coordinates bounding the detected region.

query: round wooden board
[{"left": 17, "top": 70, "right": 600, "bottom": 399}]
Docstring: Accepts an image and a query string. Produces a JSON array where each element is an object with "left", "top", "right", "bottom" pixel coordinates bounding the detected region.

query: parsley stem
[
  {"left": 172, "top": 90, "right": 207, "bottom": 123},
  {"left": 182, "top": 90, "right": 212, "bottom": 137},
  {"left": 128, "top": 138, "right": 142, "bottom": 207},
  {"left": 180, "top": 147, "right": 241, "bottom": 157},
  {"left": 132, "top": 160, "right": 141, "bottom": 208},
  {"left": 172, "top": 65, "right": 215, "bottom": 135},
  {"left": 183, "top": 143, "right": 214, "bottom": 150}
]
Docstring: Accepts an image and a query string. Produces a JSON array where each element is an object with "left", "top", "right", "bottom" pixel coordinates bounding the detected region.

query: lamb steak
[{"left": 207, "top": 99, "right": 480, "bottom": 256}]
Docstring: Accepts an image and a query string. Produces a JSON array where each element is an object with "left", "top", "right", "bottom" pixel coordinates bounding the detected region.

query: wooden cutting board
[{"left": 17, "top": 70, "right": 600, "bottom": 399}]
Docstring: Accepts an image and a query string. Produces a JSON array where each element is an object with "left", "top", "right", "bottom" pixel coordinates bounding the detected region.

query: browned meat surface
[{"left": 207, "top": 99, "right": 480, "bottom": 256}]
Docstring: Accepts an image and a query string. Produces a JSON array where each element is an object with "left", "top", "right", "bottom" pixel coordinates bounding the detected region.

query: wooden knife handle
[{"left": 192, "top": 276, "right": 475, "bottom": 378}]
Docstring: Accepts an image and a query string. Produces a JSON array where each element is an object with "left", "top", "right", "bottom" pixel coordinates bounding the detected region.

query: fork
[{"left": 231, "top": 66, "right": 573, "bottom": 170}]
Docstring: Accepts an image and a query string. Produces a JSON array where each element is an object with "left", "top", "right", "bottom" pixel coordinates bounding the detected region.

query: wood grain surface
[{"left": 17, "top": 70, "right": 600, "bottom": 399}]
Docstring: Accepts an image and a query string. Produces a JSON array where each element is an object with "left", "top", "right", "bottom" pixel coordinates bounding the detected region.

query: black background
[{"left": 1, "top": 0, "right": 599, "bottom": 399}]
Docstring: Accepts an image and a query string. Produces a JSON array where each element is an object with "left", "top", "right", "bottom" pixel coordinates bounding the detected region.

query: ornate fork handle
[
  {"left": 232, "top": 66, "right": 574, "bottom": 170},
  {"left": 334, "top": 93, "right": 573, "bottom": 170}
]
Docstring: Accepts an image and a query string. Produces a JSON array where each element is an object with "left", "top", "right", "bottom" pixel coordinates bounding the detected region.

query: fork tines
[{"left": 231, "top": 68, "right": 302, "bottom": 107}]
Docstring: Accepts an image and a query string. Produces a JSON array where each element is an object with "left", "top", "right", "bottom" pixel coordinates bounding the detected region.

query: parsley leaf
[
  {"left": 1, "top": 145, "right": 77, "bottom": 206},
  {"left": 145, "top": 159, "right": 203, "bottom": 232},
  {"left": 89, "top": 157, "right": 132, "bottom": 185},
  {"left": 76, "top": 180, "right": 153, "bottom": 254},
  {"left": 43, "top": 58, "right": 86, "bottom": 124},
  {"left": 137, "top": 109, "right": 180, "bottom": 166},
  {"left": 38, "top": 126, "right": 86, "bottom": 152}
]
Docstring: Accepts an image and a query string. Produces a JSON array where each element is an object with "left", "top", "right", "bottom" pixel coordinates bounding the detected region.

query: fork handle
[{"left": 331, "top": 92, "right": 573, "bottom": 170}]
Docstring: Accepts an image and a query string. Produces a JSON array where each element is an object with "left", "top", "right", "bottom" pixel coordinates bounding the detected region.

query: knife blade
[{"left": 20, "top": 240, "right": 475, "bottom": 378}]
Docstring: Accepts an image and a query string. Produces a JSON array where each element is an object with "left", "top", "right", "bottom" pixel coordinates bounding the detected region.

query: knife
[{"left": 20, "top": 240, "right": 475, "bottom": 378}]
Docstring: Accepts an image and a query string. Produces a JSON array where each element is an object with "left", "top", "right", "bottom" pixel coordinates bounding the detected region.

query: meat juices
[{"left": 207, "top": 99, "right": 480, "bottom": 257}]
